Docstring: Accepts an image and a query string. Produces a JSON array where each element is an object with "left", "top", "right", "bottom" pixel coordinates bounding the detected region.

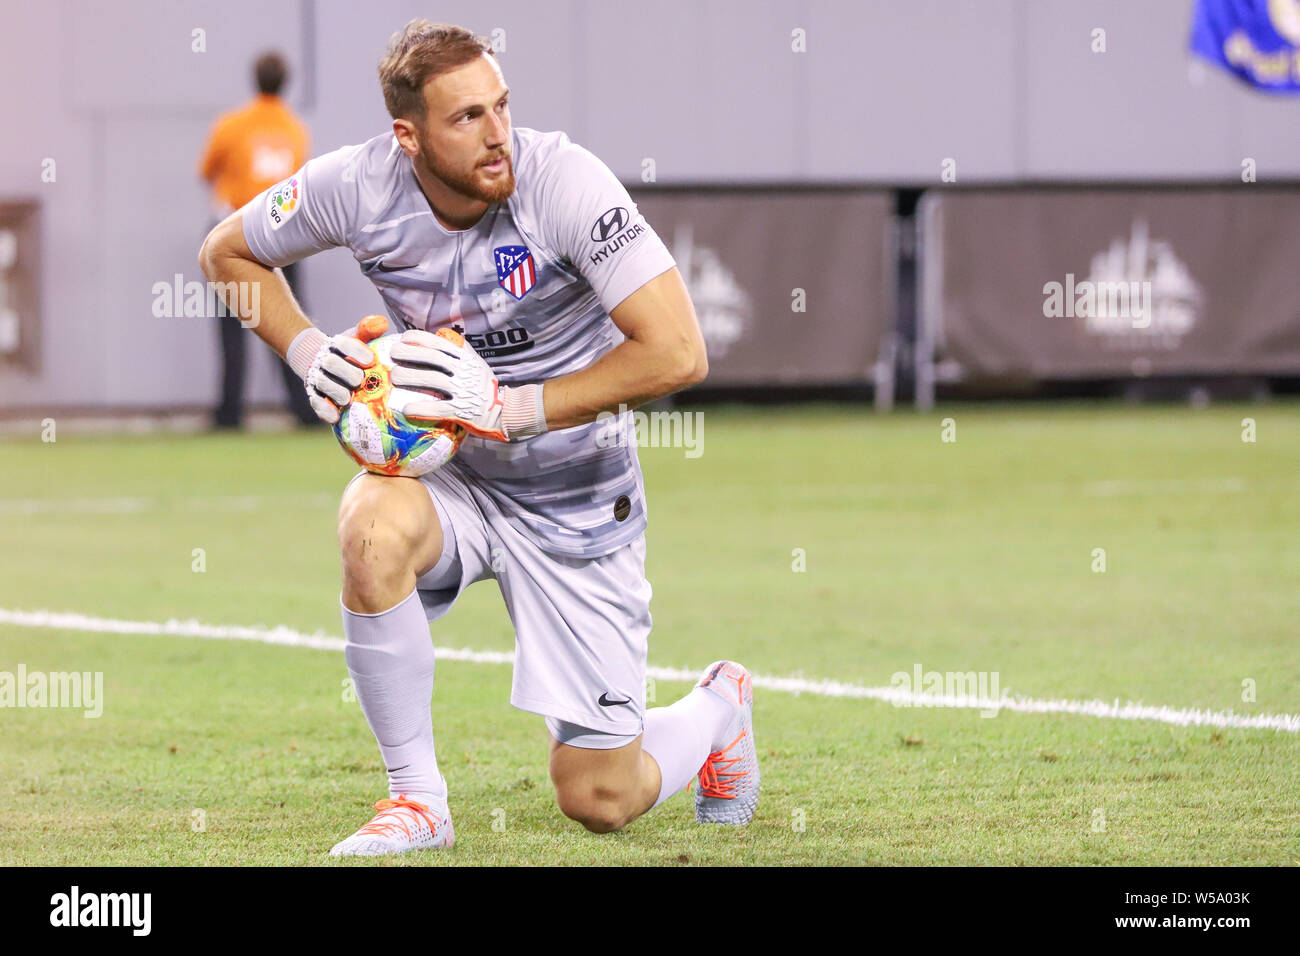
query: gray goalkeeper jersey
[{"left": 242, "top": 127, "right": 676, "bottom": 558}]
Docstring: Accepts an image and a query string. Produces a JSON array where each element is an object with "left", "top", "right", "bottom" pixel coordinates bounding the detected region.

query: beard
[{"left": 417, "top": 140, "right": 515, "bottom": 204}]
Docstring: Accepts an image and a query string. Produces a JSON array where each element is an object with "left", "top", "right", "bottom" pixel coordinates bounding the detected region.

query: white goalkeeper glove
[
  {"left": 286, "top": 315, "right": 388, "bottom": 425},
  {"left": 388, "top": 328, "right": 547, "bottom": 442}
]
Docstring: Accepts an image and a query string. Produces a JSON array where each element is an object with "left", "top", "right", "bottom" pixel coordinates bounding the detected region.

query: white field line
[
  {"left": 0, "top": 476, "right": 1283, "bottom": 516},
  {"left": 1080, "top": 477, "right": 1245, "bottom": 497},
  {"left": 2, "top": 608, "right": 1297, "bottom": 733}
]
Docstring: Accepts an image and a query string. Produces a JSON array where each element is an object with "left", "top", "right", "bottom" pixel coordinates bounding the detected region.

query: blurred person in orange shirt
[{"left": 200, "top": 51, "right": 315, "bottom": 428}]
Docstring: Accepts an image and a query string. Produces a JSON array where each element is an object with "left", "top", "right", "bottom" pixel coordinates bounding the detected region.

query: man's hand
[
  {"left": 290, "top": 315, "right": 388, "bottom": 425},
  {"left": 389, "top": 329, "right": 547, "bottom": 442}
]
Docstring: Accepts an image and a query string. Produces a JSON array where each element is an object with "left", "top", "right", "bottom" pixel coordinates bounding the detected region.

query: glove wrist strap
[
  {"left": 501, "top": 383, "right": 547, "bottom": 441},
  {"left": 286, "top": 326, "right": 328, "bottom": 382}
]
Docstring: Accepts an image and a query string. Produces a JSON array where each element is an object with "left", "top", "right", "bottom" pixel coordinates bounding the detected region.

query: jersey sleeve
[
  {"left": 241, "top": 145, "right": 360, "bottom": 268},
  {"left": 539, "top": 142, "right": 676, "bottom": 313}
]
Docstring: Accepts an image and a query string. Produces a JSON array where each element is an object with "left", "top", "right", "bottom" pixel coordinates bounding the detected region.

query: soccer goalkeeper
[{"left": 199, "top": 18, "right": 758, "bottom": 855}]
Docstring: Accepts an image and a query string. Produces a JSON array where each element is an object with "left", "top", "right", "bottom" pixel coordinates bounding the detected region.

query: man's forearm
[
  {"left": 537, "top": 268, "right": 708, "bottom": 432},
  {"left": 198, "top": 214, "right": 313, "bottom": 360},
  {"left": 539, "top": 335, "right": 704, "bottom": 431}
]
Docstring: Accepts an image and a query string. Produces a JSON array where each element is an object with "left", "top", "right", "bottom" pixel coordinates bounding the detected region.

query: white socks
[
  {"left": 340, "top": 589, "right": 446, "bottom": 803},
  {"left": 641, "top": 686, "right": 735, "bottom": 809},
  {"left": 339, "top": 589, "right": 736, "bottom": 817}
]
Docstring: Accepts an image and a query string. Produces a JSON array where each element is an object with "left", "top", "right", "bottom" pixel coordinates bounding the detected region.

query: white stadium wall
[{"left": 1, "top": 0, "right": 1298, "bottom": 411}]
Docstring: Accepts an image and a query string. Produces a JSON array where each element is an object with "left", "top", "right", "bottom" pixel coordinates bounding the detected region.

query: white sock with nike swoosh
[
  {"left": 641, "top": 687, "right": 734, "bottom": 809},
  {"left": 341, "top": 588, "right": 446, "bottom": 803}
]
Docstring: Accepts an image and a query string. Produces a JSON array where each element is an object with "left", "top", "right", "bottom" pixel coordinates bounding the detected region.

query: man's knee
[
  {"left": 554, "top": 782, "right": 634, "bottom": 834},
  {"left": 338, "top": 475, "right": 440, "bottom": 611}
]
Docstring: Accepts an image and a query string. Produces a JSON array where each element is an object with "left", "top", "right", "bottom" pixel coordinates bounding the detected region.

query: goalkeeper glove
[
  {"left": 388, "top": 328, "right": 547, "bottom": 442},
  {"left": 286, "top": 315, "right": 388, "bottom": 426}
]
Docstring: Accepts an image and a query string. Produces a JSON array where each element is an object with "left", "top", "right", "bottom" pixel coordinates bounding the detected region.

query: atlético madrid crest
[{"left": 494, "top": 245, "right": 537, "bottom": 300}]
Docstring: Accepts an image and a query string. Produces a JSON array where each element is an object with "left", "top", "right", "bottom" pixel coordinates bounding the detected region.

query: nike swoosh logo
[{"left": 598, "top": 693, "right": 632, "bottom": 707}]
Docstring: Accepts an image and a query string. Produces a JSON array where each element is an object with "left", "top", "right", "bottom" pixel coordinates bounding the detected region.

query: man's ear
[{"left": 392, "top": 118, "right": 420, "bottom": 157}]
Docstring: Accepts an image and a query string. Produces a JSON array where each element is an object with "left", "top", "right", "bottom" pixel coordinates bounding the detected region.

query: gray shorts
[{"left": 408, "top": 466, "right": 651, "bottom": 746}]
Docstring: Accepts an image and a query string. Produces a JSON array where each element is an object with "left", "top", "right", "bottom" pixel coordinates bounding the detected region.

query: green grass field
[{"left": 1, "top": 402, "right": 1297, "bottom": 865}]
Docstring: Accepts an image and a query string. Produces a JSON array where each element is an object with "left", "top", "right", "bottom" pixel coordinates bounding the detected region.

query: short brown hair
[
  {"left": 254, "top": 51, "right": 288, "bottom": 96},
  {"left": 379, "top": 20, "right": 493, "bottom": 121}
]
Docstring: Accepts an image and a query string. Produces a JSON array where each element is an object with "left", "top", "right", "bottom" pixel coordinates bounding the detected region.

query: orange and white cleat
[
  {"left": 693, "top": 660, "right": 760, "bottom": 825},
  {"left": 328, "top": 793, "right": 455, "bottom": 857}
]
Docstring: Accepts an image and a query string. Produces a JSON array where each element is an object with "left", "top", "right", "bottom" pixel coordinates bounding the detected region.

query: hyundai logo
[{"left": 591, "top": 207, "right": 629, "bottom": 242}]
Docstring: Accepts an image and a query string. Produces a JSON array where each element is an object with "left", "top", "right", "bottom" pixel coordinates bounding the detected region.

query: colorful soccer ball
[{"left": 332, "top": 330, "right": 467, "bottom": 478}]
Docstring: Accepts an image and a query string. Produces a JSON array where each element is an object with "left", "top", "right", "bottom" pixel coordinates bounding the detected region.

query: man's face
[{"left": 414, "top": 53, "right": 514, "bottom": 203}]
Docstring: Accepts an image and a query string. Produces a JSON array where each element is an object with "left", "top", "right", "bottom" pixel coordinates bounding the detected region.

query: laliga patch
[
  {"left": 494, "top": 245, "right": 537, "bottom": 300},
  {"left": 267, "top": 176, "right": 301, "bottom": 231}
]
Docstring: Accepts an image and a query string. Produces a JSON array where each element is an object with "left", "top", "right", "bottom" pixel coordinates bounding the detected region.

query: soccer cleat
[
  {"left": 328, "top": 793, "right": 455, "bottom": 857},
  {"left": 693, "top": 660, "right": 760, "bottom": 825}
]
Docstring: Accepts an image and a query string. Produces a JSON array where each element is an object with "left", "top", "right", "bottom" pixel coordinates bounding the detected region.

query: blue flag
[{"left": 1190, "top": 0, "right": 1300, "bottom": 93}]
